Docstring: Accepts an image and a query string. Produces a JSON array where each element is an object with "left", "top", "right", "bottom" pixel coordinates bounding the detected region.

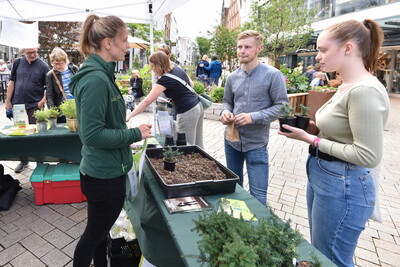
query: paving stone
[
  {"left": 0, "top": 243, "right": 26, "bottom": 266},
  {"left": 41, "top": 248, "right": 70, "bottom": 267},
  {"left": 10, "top": 251, "right": 46, "bottom": 267},
  {"left": 53, "top": 204, "right": 78, "bottom": 217},
  {"left": 20, "top": 233, "right": 47, "bottom": 252},
  {"left": 376, "top": 247, "right": 400, "bottom": 266},
  {"left": 52, "top": 216, "right": 76, "bottom": 232},
  {"left": 68, "top": 209, "right": 87, "bottom": 223},
  {"left": 1, "top": 228, "right": 33, "bottom": 248},
  {"left": 34, "top": 243, "right": 55, "bottom": 258},
  {"left": 27, "top": 218, "right": 55, "bottom": 236},
  {"left": 12, "top": 212, "right": 39, "bottom": 227},
  {"left": 354, "top": 247, "right": 380, "bottom": 265}
]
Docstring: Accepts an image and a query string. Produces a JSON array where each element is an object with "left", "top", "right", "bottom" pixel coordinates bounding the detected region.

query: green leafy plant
[
  {"left": 59, "top": 99, "right": 77, "bottom": 119},
  {"left": 210, "top": 87, "right": 224, "bottom": 103},
  {"left": 139, "top": 65, "right": 152, "bottom": 96},
  {"left": 312, "top": 86, "right": 337, "bottom": 92},
  {"left": 193, "top": 81, "right": 205, "bottom": 94},
  {"left": 33, "top": 109, "right": 50, "bottom": 122},
  {"left": 119, "top": 87, "right": 130, "bottom": 95},
  {"left": 299, "top": 104, "right": 310, "bottom": 117},
  {"left": 279, "top": 102, "right": 295, "bottom": 118},
  {"left": 280, "top": 66, "right": 310, "bottom": 94},
  {"left": 46, "top": 107, "right": 61, "bottom": 118},
  {"left": 192, "top": 208, "right": 302, "bottom": 266},
  {"left": 162, "top": 146, "right": 183, "bottom": 162}
]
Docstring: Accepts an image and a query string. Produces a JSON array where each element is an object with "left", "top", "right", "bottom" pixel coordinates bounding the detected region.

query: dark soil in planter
[{"left": 149, "top": 152, "right": 227, "bottom": 185}]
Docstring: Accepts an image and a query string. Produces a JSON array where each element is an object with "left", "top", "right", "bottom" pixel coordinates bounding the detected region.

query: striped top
[{"left": 61, "top": 68, "right": 74, "bottom": 99}]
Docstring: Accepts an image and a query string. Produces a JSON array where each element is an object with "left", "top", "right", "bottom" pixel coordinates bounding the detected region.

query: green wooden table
[
  {"left": 125, "top": 160, "right": 336, "bottom": 267},
  {"left": 0, "top": 124, "right": 82, "bottom": 162}
]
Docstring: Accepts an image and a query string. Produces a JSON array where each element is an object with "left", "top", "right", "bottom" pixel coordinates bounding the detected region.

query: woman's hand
[
  {"left": 306, "top": 120, "right": 319, "bottom": 135},
  {"left": 138, "top": 123, "right": 152, "bottom": 139},
  {"left": 278, "top": 124, "right": 315, "bottom": 145}
]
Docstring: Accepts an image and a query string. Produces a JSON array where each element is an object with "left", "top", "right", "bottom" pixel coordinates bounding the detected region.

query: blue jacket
[{"left": 203, "top": 60, "right": 222, "bottom": 78}]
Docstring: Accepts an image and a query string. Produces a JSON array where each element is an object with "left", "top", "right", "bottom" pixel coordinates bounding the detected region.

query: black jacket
[
  {"left": 129, "top": 77, "right": 144, "bottom": 98},
  {"left": 46, "top": 64, "right": 78, "bottom": 108}
]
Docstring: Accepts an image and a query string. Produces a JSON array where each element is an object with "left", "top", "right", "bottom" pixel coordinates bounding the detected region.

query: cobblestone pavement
[{"left": 1, "top": 94, "right": 399, "bottom": 266}]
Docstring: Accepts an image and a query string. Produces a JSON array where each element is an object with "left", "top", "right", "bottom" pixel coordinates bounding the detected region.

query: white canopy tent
[
  {"left": 0, "top": 0, "right": 191, "bottom": 135},
  {"left": 0, "top": 0, "right": 189, "bottom": 58}
]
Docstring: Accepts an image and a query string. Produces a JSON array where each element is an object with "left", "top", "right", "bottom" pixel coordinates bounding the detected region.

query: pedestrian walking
[{"left": 203, "top": 55, "right": 222, "bottom": 86}]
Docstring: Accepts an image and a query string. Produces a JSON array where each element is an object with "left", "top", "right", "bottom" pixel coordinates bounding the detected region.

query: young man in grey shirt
[{"left": 220, "top": 30, "right": 288, "bottom": 205}]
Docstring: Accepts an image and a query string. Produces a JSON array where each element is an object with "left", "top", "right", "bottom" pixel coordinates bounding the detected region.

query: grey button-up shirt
[{"left": 222, "top": 62, "right": 288, "bottom": 152}]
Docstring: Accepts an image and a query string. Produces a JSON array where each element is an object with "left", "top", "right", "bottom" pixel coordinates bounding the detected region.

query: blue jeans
[
  {"left": 306, "top": 156, "right": 375, "bottom": 267},
  {"left": 209, "top": 77, "right": 219, "bottom": 86},
  {"left": 224, "top": 140, "right": 269, "bottom": 205}
]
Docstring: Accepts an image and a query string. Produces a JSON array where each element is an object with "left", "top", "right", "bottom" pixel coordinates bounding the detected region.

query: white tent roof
[
  {"left": 128, "top": 36, "right": 150, "bottom": 49},
  {"left": 0, "top": 0, "right": 189, "bottom": 23}
]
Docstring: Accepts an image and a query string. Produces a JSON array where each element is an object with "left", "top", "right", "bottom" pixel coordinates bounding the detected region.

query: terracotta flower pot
[{"left": 66, "top": 118, "right": 78, "bottom": 132}]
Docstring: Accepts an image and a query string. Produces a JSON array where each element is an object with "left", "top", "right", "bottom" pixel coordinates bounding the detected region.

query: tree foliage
[
  {"left": 126, "top": 23, "right": 163, "bottom": 43},
  {"left": 195, "top": 37, "right": 212, "bottom": 58},
  {"left": 210, "top": 25, "right": 239, "bottom": 71},
  {"left": 243, "top": 0, "right": 315, "bottom": 67},
  {"left": 39, "top": 21, "right": 81, "bottom": 58}
]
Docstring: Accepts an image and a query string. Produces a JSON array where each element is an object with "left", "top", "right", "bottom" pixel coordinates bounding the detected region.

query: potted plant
[
  {"left": 295, "top": 104, "right": 311, "bottom": 131},
  {"left": 33, "top": 109, "right": 49, "bottom": 133},
  {"left": 46, "top": 107, "right": 61, "bottom": 129},
  {"left": 162, "top": 146, "right": 183, "bottom": 172},
  {"left": 59, "top": 99, "right": 78, "bottom": 132},
  {"left": 278, "top": 102, "right": 296, "bottom": 133}
]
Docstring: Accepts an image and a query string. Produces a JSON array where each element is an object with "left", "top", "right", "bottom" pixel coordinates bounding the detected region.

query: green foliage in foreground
[{"left": 192, "top": 208, "right": 303, "bottom": 267}]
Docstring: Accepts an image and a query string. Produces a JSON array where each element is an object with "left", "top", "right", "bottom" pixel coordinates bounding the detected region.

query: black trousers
[{"left": 73, "top": 172, "right": 126, "bottom": 267}]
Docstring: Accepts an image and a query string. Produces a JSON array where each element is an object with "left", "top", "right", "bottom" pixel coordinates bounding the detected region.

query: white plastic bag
[
  {"left": 109, "top": 208, "right": 136, "bottom": 241},
  {"left": 369, "top": 165, "right": 382, "bottom": 223}
]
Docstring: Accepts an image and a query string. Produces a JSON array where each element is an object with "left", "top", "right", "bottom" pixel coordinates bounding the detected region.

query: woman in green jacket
[{"left": 69, "top": 14, "right": 152, "bottom": 267}]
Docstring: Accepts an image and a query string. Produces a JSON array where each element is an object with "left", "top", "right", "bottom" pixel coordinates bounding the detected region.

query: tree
[
  {"left": 126, "top": 23, "right": 163, "bottom": 43},
  {"left": 210, "top": 25, "right": 239, "bottom": 71},
  {"left": 243, "top": 0, "right": 315, "bottom": 67},
  {"left": 39, "top": 22, "right": 81, "bottom": 63},
  {"left": 195, "top": 37, "right": 211, "bottom": 58}
]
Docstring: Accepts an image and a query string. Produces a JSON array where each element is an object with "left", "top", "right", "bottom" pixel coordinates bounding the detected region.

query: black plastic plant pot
[
  {"left": 176, "top": 132, "right": 187, "bottom": 146},
  {"left": 164, "top": 136, "right": 174, "bottom": 146},
  {"left": 295, "top": 115, "right": 310, "bottom": 131},
  {"left": 278, "top": 117, "right": 297, "bottom": 133},
  {"left": 164, "top": 160, "right": 176, "bottom": 171}
]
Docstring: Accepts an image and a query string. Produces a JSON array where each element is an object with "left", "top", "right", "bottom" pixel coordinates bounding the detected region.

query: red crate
[{"left": 30, "top": 163, "right": 86, "bottom": 205}]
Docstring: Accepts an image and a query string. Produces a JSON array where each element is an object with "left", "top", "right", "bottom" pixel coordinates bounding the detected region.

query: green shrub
[
  {"left": 210, "top": 87, "right": 224, "bottom": 103},
  {"left": 193, "top": 81, "right": 205, "bottom": 94},
  {"left": 139, "top": 65, "right": 152, "bottom": 96},
  {"left": 59, "top": 99, "right": 77, "bottom": 119},
  {"left": 280, "top": 65, "right": 310, "bottom": 94},
  {"left": 120, "top": 87, "right": 129, "bottom": 95},
  {"left": 192, "top": 208, "right": 303, "bottom": 267}
]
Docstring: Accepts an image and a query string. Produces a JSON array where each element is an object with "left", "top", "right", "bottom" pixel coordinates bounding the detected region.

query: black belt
[{"left": 308, "top": 145, "right": 345, "bottom": 162}]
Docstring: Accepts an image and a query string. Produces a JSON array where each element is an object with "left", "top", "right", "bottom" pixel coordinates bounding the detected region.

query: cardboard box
[{"left": 30, "top": 163, "right": 86, "bottom": 205}]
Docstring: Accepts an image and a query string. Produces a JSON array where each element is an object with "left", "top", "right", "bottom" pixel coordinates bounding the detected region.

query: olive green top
[{"left": 316, "top": 77, "right": 390, "bottom": 168}]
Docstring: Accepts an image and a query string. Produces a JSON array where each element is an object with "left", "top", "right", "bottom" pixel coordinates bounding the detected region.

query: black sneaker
[{"left": 15, "top": 161, "right": 28, "bottom": 173}]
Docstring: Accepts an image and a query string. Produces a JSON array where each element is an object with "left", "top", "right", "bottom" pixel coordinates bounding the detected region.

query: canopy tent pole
[{"left": 149, "top": 2, "right": 157, "bottom": 136}]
